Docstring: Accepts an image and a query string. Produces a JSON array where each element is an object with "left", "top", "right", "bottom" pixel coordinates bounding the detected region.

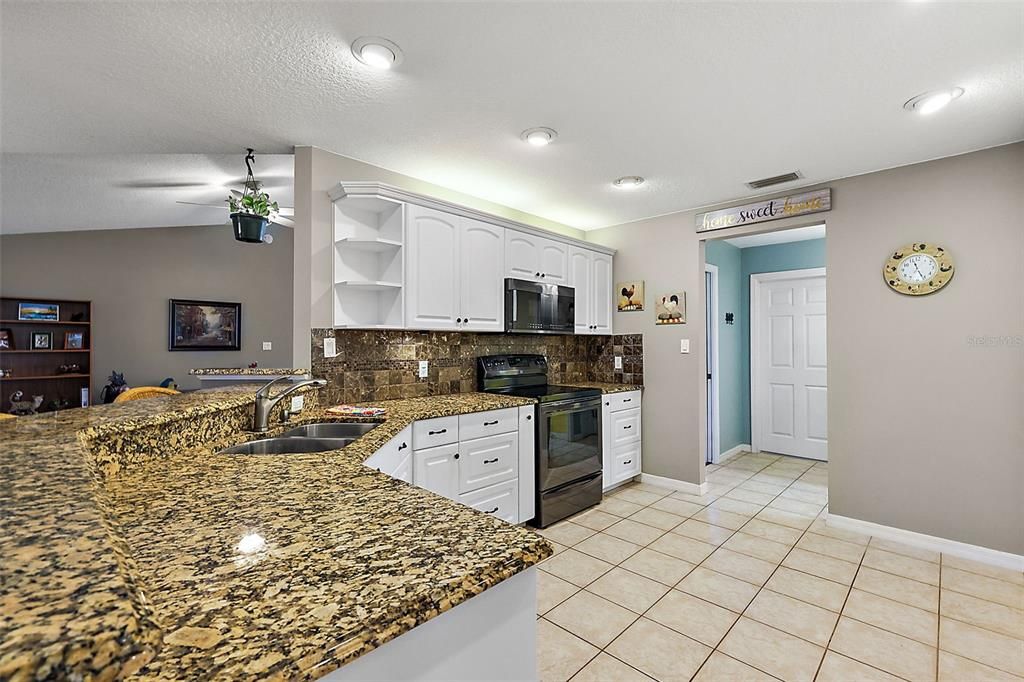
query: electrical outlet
[
  {"left": 262, "top": 341, "right": 272, "bottom": 351},
  {"left": 680, "top": 338, "right": 690, "bottom": 354},
  {"left": 290, "top": 395, "right": 304, "bottom": 412},
  {"left": 323, "top": 337, "right": 337, "bottom": 358},
  {"left": 418, "top": 360, "right": 429, "bottom": 378},
  {"left": 614, "top": 356, "right": 623, "bottom": 370}
]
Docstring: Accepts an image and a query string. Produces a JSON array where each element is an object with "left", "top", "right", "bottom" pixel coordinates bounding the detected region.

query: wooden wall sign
[{"left": 695, "top": 188, "right": 831, "bottom": 233}]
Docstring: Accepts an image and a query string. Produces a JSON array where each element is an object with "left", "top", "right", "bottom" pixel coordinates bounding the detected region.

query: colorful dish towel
[{"left": 325, "top": 405, "right": 387, "bottom": 418}]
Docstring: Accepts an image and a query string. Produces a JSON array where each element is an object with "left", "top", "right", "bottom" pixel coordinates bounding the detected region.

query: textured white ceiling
[
  {"left": 724, "top": 224, "right": 826, "bottom": 249},
  {"left": 2, "top": 1, "right": 1022, "bottom": 232}
]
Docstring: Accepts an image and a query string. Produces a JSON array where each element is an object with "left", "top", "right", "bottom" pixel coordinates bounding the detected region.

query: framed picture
[
  {"left": 18, "top": 302, "right": 59, "bottom": 321},
  {"left": 617, "top": 281, "right": 645, "bottom": 312},
  {"left": 64, "top": 331, "right": 85, "bottom": 349},
  {"left": 655, "top": 292, "right": 686, "bottom": 325},
  {"left": 31, "top": 331, "right": 53, "bottom": 349},
  {"left": 0, "top": 328, "right": 13, "bottom": 350},
  {"left": 169, "top": 299, "right": 241, "bottom": 351}
]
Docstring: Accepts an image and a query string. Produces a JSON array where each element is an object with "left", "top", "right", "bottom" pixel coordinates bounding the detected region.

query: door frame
[
  {"left": 704, "top": 263, "right": 721, "bottom": 464},
  {"left": 749, "top": 267, "right": 827, "bottom": 455}
]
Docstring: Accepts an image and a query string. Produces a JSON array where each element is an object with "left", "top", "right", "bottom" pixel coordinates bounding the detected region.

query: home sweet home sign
[{"left": 695, "top": 188, "right": 831, "bottom": 233}]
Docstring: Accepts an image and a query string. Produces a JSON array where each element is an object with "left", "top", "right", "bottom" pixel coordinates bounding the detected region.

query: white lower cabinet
[
  {"left": 413, "top": 442, "right": 460, "bottom": 499},
  {"left": 459, "top": 431, "right": 518, "bottom": 494},
  {"left": 459, "top": 479, "right": 519, "bottom": 524},
  {"left": 364, "top": 425, "right": 413, "bottom": 483},
  {"left": 602, "top": 390, "right": 643, "bottom": 491}
]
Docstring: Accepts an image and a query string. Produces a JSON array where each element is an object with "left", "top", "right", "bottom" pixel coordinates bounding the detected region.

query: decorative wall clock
[{"left": 883, "top": 242, "right": 954, "bottom": 296}]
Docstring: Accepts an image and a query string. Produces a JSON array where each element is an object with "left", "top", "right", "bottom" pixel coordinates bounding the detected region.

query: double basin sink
[{"left": 218, "top": 422, "right": 379, "bottom": 455}]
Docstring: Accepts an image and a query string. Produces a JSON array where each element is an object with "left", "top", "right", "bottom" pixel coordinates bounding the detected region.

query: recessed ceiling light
[
  {"left": 613, "top": 176, "right": 645, "bottom": 189},
  {"left": 352, "top": 37, "right": 403, "bottom": 70},
  {"left": 521, "top": 127, "right": 557, "bottom": 146},
  {"left": 903, "top": 87, "right": 964, "bottom": 115}
]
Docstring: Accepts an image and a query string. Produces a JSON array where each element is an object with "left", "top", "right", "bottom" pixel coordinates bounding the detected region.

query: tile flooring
[{"left": 535, "top": 452, "right": 1024, "bottom": 682}]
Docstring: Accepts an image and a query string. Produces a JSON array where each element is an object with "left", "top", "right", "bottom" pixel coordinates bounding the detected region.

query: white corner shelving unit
[{"left": 333, "top": 196, "right": 406, "bottom": 328}]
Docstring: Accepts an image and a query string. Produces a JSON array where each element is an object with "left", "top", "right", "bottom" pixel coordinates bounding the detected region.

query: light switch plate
[
  {"left": 290, "top": 395, "right": 304, "bottom": 412},
  {"left": 614, "top": 356, "right": 623, "bottom": 370},
  {"left": 418, "top": 360, "right": 429, "bottom": 378},
  {"left": 680, "top": 339, "right": 690, "bottom": 354},
  {"left": 323, "top": 337, "right": 337, "bottom": 358},
  {"left": 262, "top": 341, "right": 272, "bottom": 351}
]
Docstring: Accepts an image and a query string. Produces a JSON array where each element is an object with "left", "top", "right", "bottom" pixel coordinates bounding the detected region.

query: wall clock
[{"left": 883, "top": 242, "right": 954, "bottom": 295}]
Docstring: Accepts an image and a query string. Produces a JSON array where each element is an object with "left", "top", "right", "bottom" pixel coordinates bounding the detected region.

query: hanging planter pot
[{"left": 231, "top": 212, "right": 269, "bottom": 243}]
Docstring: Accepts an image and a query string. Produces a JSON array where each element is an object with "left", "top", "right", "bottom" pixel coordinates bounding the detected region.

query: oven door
[{"left": 538, "top": 397, "right": 603, "bottom": 491}]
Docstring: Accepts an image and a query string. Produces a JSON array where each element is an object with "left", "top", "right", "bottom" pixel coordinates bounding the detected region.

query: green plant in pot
[{"left": 228, "top": 149, "right": 279, "bottom": 243}]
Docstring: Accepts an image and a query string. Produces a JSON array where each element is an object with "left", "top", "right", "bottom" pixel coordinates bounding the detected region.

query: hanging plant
[{"left": 228, "top": 149, "right": 279, "bottom": 243}]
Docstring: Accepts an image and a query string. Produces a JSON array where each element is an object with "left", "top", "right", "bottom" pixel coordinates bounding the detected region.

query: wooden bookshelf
[{"left": 0, "top": 297, "right": 92, "bottom": 413}]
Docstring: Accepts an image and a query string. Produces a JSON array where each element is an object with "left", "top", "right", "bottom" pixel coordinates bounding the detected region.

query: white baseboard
[
  {"left": 826, "top": 513, "right": 1024, "bottom": 572},
  {"left": 639, "top": 473, "right": 708, "bottom": 496},
  {"left": 718, "top": 443, "right": 751, "bottom": 463}
]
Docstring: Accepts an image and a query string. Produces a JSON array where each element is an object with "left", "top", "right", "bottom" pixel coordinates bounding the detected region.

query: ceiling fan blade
[
  {"left": 271, "top": 215, "right": 295, "bottom": 228},
  {"left": 116, "top": 180, "right": 210, "bottom": 189},
  {"left": 176, "top": 200, "right": 227, "bottom": 209}
]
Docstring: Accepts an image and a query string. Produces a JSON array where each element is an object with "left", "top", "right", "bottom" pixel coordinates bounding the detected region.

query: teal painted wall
[{"left": 706, "top": 238, "right": 826, "bottom": 452}]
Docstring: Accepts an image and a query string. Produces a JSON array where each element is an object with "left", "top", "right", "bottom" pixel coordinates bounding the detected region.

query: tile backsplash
[{"left": 311, "top": 329, "right": 643, "bottom": 404}]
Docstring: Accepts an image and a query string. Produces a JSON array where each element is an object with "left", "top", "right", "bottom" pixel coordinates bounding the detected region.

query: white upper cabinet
[
  {"left": 591, "top": 252, "right": 613, "bottom": 334},
  {"left": 406, "top": 208, "right": 505, "bottom": 331},
  {"left": 505, "top": 230, "right": 568, "bottom": 284},
  {"left": 569, "top": 247, "right": 614, "bottom": 334}
]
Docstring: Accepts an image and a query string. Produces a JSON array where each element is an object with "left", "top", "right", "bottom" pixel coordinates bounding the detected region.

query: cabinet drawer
[
  {"left": 459, "top": 431, "right": 518, "bottom": 494},
  {"left": 604, "top": 390, "right": 641, "bottom": 412},
  {"left": 459, "top": 478, "right": 519, "bottom": 524},
  {"left": 458, "top": 407, "right": 518, "bottom": 441},
  {"left": 413, "top": 415, "right": 459, "bottom": 448},
  {"left": 611, "top": 442, "right": 641, "bottom": 481},
  {"left": 609, "top": 407, "right": 641, "bottom": 447},
  {"left": 364, "top": 425, "right": 412, "bottom": 475}
]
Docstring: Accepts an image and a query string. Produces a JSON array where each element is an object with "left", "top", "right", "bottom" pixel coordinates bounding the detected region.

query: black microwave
[{"left": 504, "top": 278, "right": 575, "bottom": 334}]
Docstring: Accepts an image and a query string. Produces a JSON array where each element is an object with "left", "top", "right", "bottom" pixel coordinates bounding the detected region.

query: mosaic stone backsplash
[{"left": 311, "top": 330, "right": 643, "bottom": 404}]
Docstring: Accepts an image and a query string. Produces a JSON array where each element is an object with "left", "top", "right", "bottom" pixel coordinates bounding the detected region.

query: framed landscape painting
[{"left": 169, "top": 299, "right": 241, "bottom": 351}]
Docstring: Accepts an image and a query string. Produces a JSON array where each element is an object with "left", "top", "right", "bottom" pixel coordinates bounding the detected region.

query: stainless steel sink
[
  {"left": 218, "top": 437, "right": 355, "bottom": 455},
  {"left": 280, "top": 422, "right": 379, "bottom": 439}
]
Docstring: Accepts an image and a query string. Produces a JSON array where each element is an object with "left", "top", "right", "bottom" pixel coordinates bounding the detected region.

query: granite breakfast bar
[{"left": 1, "top": 388, "right": 552, "bottom": 680}]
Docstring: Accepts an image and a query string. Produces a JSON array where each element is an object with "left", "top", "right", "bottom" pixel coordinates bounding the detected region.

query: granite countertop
[
  {"left": 189, "top": 368, "right": 311, "bottom": 376},
  {"left": 1, "top": 389, "right": 550, "bottom": 680},
  {"left": 566, "top": 381, "right": 644, "bottom": 394}
]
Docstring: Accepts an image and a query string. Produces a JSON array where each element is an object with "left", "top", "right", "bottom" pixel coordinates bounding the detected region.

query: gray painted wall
[
  {"left": 587, "top": 143, "right": 1024, "bottom": 554},
  {"left": 0, "top": 224, "right": 294, "bottom": 396}
]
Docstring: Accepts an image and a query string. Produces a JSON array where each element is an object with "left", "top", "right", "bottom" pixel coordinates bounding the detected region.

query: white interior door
[{"left": 752, "top": 268, "right": 827, "bottom": 460}]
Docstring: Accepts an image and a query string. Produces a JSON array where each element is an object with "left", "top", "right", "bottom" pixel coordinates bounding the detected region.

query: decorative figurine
[
  {"left": 100, "top": 371, "right": 129, "bottom": 404},
  {"left": 9, "top": 391, "right": 44, "bottom": 415},
  {"left": 159, "top": 377, "right": 178, "bottom": 390}
]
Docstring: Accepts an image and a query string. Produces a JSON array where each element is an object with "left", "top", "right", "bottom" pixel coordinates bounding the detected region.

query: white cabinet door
[
  {"left": 459, "top": 479, "right": 519, "bottom": 524},
  {"left": 568, "top": 247, "right": 593, "bottom": 334},
  {"left": 365, "top": 425, "right": 412, "bottom": 475},
  {"left": 459, "top": 219, "right": 505, "bottom": 332},
  {"left": 517, "top": 406, "right": 536, "bottom": 524},
  {"left": 505, "top": 230, "right": 542, "bottom": 281},
  {"left": 413, "top": 442, "right": 460, "bottom": 499},
  {"left": 591, "top": 252, "right": 613, "bottom": 334},
  {"left": 459, "top": 432, "right": 518, "bottom": 494},
  {"left": 406, "top": 205, "right": 460, "bottom": 330},
  {"left": 538, "top": 239, "right": 569, "bottom": 284}
]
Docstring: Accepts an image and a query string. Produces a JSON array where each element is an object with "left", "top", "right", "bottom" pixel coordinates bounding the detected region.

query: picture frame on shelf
[
  {"left": 0, "top": 328, "right": 13, "bottom": 350},
  {"left": 169, "top": 299, "right": 242, "bottom": 351},
  {"left": 64, "top": 331, "right": 85, "bottom": 349},
  {"left": 18, "top": 302, "right": 60, "bottom": 321},
  {"left": 31, "top": 331, "right": 53, "bottom": 350}
]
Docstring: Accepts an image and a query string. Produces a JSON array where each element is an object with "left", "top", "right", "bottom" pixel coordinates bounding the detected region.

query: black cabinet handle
[
  {"left": 398, "top": 442, "right": 408, "bottom": 450},
  {"left": 456, "top": 318, "right": 462, "bottom": 323},
  {"left": 428, "top": 428, "right": 447, "bottom": 435},
  {"left": 483, "top": 420, "right": 499, "bottom": 426},
  {"left": 623, "top": 398, "right": 632, "bottom": 402},
  {"left": 526, "top": 415, "right": 532, "bottom": 421},
  {"left": 623, "top": 425, "right": 632, "bottom": 429},
  {"left": 623, "top": 460, "right": 632, "bottom": 465},
  {"left": 541, "top": 273, "right": 546, "bottom": 278},
  {"left": 454, "top": 453, "right": 460, "bottom": 460},
  {"left": 484, "top": 506, "right": 499, "bottom": 514},
  {"left": 484, "top": 458, "right": 498, "bottom": 464},
  {"left": 535, "top": 272, "right": 541, "bottom": 276}
]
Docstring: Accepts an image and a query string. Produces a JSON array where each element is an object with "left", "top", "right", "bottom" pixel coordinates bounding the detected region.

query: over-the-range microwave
[{"left": 504, "top": 278, "right": 575, "bottom": 334}]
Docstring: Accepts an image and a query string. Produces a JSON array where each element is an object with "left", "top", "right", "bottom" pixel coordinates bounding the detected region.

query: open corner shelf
[
  {"left": 335, "top": 280, "right": 403, "bottom": 291},
  {"left": 335, "top": 237, "right": 403, "bottom": 252}
]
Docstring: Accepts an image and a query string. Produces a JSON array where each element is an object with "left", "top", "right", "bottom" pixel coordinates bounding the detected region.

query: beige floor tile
[
  {"left": 692, "top": 507, "right": 750, "bottom": 531},
  {"left": 941, "top": 588, "right": 1024, "bottom": 639},
  {"left": 782, "top": 547, "right": 859, "bottom": 585},
  {"left": 669, "top": 490, "right": 720, "bottom": 506},
  {"left": 629, "top": 507, "right": 688, "bottom": 531},
  {"left": 631, "top": 482, "right": 675, "bottom": 497},
  {"left": 537, "top": 618, "right": 599, "bottom": 682},
  {"left": 939, "top": 616, "right": 1024, "bottom": 676},
  {"left": 808, "top": 518, "right": 870, "bottom": 545},
  {"left": 727, "top": 487, "right": 779, "bottom": 505},
  {"left": 649, "top": 532, "right": 716, "bottom": 564},
  {"left": 854, "top": 566, "right": 939, "bottom": 612},
  {"left": 612, "top": 487, "right": 664, "bottom": 506},
  {"left": 546, "top": 590, "right": 637, "bottom": 648},
  {"left": 738, "top": 479, "right": 788, "bottom": 495},
  {"left": 537, "top": 569, "right": 579, "bottom": 615},
  {"left": 830, "top": 617, "right": 936, "bottom": 682},
  {"left": 719, "top": 617, "right": 824, "bottom": 682},
  {"left": 943, "top": 566, "right": 1024, "bottom": 609},
  {"left": 769, "top": 497, "right": 823, "bottom": 517},
  {"left": 796, "top": 532, "right": 866, "bottom": 564},
  {"left": 739, "top": 518, "right": 804, "bottom": 546},
  {"left": 708, "top": 469, "right": 752, "bottom": 483},
  {"left": 541, "top": 549, "right": 613, "bottom": 587},
  {"left": 862, "top": 546, "right": 940, "bottom": 586},
  {"left": 744, "top": 588, "right": 839, "bottom": 646},
  {"left": 692, "top": 651, "right": 778, "bottom": 682},
  {"left": 594, "top": 496, "right": 645, "bottom": 518},
  {"left": 722, "top": 532, "right": 791, "bottom": 563},
  {"left": 842, "top": 588, "right": 938, "bottom": 645},
  {"left": 586, "top": 567, "right": 669, "bottom": 614},
  {"left": 754, "top": 506, "right": 814, "bottom": 530},
  {"left": 645, "top": 590, "right": 739, "bottom": 648},
  {"left": 710, "top": 496, "right": 763, "bottom": 516},
  {"left": 620, "top": 548, "right": 695, "bottom": 586},
  {"left": 765, "top": 566, "right": 850, "bottom": 612},
  {"left": 869, "top": 536, "right": 940, "bottom": 563},
  {"left": 942, "top": 554, "right": 1024, "bottom": 585},
  {"left": 548, "top": 540, "right": 568, "bottom": 556},
  {"left": 574, "top": 532, "right": 641, "bottom": 565},
  {"left": 606, "top": 617, "right": 713, "bottom": 682},
  {"left": 678, "top": 566, "right": 760, "bottom": 613},
  {"left": 938, "top": 650, "right": 1024, "bottom": 682},
  {"left": 672, "top": 518, "right": 734, "bottom": 546},
  {"left": 816, "top": 651, "right": 903, "bottom": 682},
  {"left": 779, "top": 487, "right": 828, "bottom": 505},
  {"left": 649, "top": 496, "right": 705, "bottom": 518},
  {"left": 603, "top": 518, "right": 666, "bottom": 546},
  {"left": 571, "top": 508, "right": 622, "bottom": 531},
  {"left": 570, "top": 653, "right": 654, "bottom": 682},
  {"left": 702, "top": 547, "right": 777, "bottom": 586},
  {"left": 538, "top": 521, "right": 597, "bottom": 547}
]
